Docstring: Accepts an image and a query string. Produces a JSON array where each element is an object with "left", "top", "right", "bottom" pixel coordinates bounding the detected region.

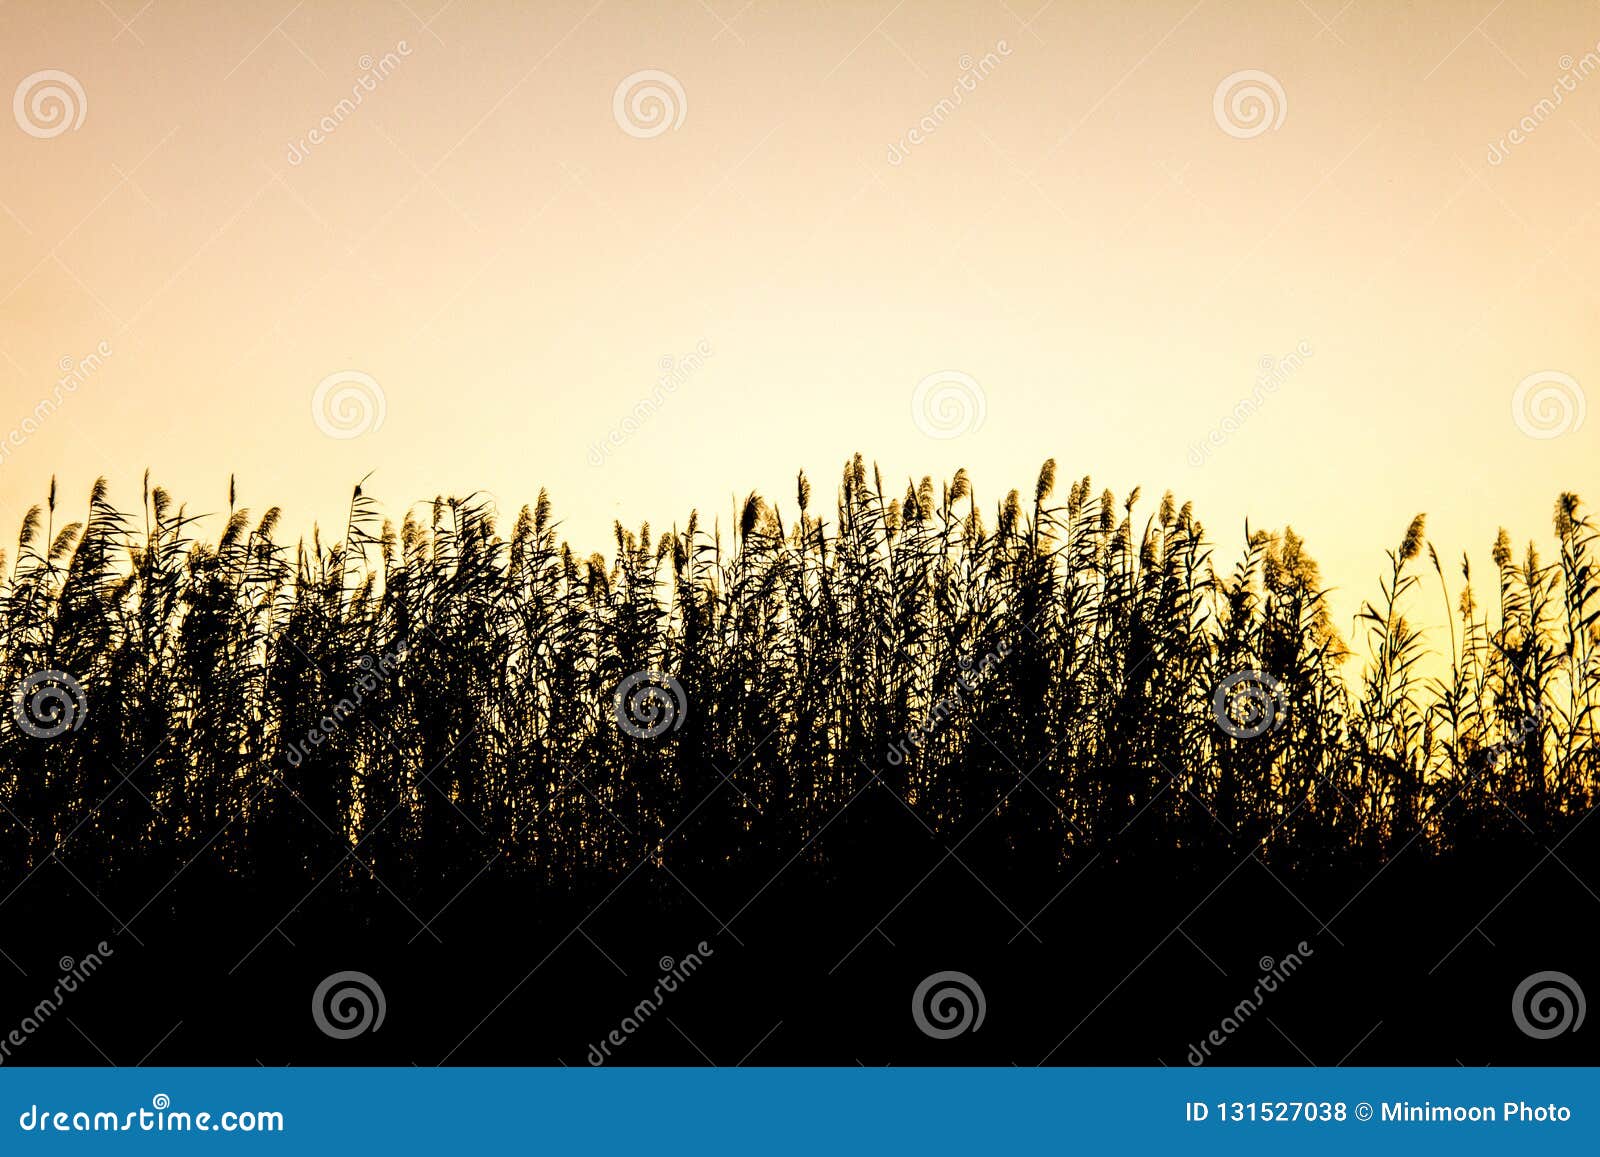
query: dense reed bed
[{"left": 1, "top": 459, "right": 1595, "bottom": 897}]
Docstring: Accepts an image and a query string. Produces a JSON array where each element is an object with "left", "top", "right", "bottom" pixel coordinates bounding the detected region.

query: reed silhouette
[{"left": 0, "top": 460, "right": 1595, "bottom": 1065}]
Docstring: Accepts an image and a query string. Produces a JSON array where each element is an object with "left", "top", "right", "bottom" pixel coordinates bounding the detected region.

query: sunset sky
[{"left": 2, "top": 0, "right": 1596, "bottom": 648}]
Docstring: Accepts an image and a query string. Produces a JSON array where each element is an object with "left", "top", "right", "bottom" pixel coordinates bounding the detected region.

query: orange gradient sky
[{"left": 1, "top": 0, "right": 1597, "bottom": 648}]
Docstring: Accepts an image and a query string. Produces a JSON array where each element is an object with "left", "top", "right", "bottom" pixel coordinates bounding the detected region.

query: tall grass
[{"left": 1, "top": 460, "right": 1594, "bottom": 894}]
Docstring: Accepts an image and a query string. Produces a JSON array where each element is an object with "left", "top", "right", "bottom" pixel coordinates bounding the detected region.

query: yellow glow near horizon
[{"left": 1, "top": 0, "right": 1596, "bottom": 657}]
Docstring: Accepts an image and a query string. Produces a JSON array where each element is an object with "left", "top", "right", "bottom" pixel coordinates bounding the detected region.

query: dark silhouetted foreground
[{"left": 0, "top": 461, "right": 1595, "bottom": 1064}]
